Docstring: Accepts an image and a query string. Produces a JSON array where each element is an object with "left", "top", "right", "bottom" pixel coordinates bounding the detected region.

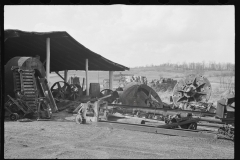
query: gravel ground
[{"left": 4, "top": 112, "right": 234, "bottom": 159}]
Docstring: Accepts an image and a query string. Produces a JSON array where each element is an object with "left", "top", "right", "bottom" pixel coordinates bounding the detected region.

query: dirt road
[{"left": 4, "top": 114, "right": 234, "bottom": 159}]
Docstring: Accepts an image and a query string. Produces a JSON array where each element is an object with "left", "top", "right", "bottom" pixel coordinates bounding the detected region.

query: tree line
[{"left": 133, "top": 61, "right": 235, "bottom": 71}]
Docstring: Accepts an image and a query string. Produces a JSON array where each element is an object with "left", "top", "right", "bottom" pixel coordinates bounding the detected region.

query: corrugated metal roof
[{"left": 4, "top": 29, "right": 129, "bottom": 71}]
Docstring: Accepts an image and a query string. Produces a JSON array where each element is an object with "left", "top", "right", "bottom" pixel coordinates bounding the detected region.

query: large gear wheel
[
  {"left": 172, "top": 74, "right": 212, "bottom": 108},
  {"left": 50, "top": 81, "right": 72, "bottom": 100}
]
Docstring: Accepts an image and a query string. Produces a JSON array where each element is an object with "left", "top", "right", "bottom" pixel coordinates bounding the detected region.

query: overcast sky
[{"left": 4, "top": 5, "right": 234, "bottom": 68}]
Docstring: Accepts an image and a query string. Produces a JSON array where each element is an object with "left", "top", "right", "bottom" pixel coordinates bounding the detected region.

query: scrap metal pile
[
  {"left": 4, "top": 58, "right": 234, "bottom": 140},
  {"left": 4, "top": 57, "right": 57, "bottom": 121},
  {"left": 218, "top": 124, "right": 234, "bottom": 140},
  {"left": 78, "top": 74, "right": 234, "bottom": 140},
  {"left": 149, "top": 78, "right": 177, "bottom": 92}
]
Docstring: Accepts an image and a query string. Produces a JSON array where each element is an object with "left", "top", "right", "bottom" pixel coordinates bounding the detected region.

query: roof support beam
[
  {"left": 46, "top": 38, "right": 50, "bottom": 85},
  {"left": 109, "top": 71, "right": 113, "bottom": 90},
  {"left": 55, "top": 71, "right": 65, "bottom": 81},
  {"left": 86, "top": 59, "right": 89, "bottom": 96},
  {"left": 64, "top": 70, "right": 68, "bottom": 82}
]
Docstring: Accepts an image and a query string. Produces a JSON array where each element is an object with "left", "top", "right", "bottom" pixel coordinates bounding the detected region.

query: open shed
[{"left": 4, "top": 29, "right": 129, "bottom": 94}]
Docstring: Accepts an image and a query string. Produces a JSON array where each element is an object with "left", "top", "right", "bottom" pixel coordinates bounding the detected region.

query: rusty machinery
[
  {"left": 73, "top": 74, "right": 234, "bottom": 140},
  {"left": 49, "top": 74, "right": 85, "bottom": 112},
  {"left": 51, "top": 78, "right": 83, "bottom": 102},
  {"left": 75, "top": 91, "right": 119, "bottom": 124},
  {"left": 117, "top": 82, "right": 164, "bottom": 108},
  {"left": 96, "top": 82, "right": 203, "bottom": 129},
  {"left": 77, "top": 82, "right": 202, "bottom": 130},
  {"left": 215, "top": 94, "right": 234, "bottom": 140},
  {"left": 171, "top": 74, "right": 215, "bottom": 113},
  {"left": 50, "top": 77, "right": 113, "bottom": 113},
  {"left": 4, "top": 57, "right": 58, "bottom": 120}
]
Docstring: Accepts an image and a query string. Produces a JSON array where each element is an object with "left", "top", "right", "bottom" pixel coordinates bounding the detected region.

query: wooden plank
[
  {"left": 39, "top": 78, "right": 58, "bottom": 112},
  {"left": 22, "top": 70, "right": 35, "bottom": 72},
  {"left": 23, "top": 82, "right": 34, "bottom": 84},
  {"left": 96, "top": 121, "right": 217, "bottom": 139},
  {"left": 23, "top": 84, "right": 35, "bottom": 88},
  {"left": 7, "top": 95, "right": 28, "bottom": 114},
  {"left": 22, "top": 72, "right": 34, "bottom": 75},
  {"left": 22, "top": 79, "right": 34, "bottom": 82},
  {"left": 24, "top": 95, "right": 36, "bottom": 98},
  {"left": 24, "top": 91, "right": 36, "bottom": 94},
  {"left": 24, "top": 88, "right": 35, "bottom": 91},
  {"left": 22, "top": 76, "right": 33, "bottom": 78},
  {"left": 24, "top": 93, "right": 37, "bottom": 96},
  {"left": 24, "top": 98, "right": 36, "bottom": 100}
]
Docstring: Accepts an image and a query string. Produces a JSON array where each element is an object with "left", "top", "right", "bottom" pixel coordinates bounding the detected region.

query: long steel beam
[
  {"left": 105, "top": 113, "right": 224, "bottom": 127},
  {"left": 104, "top": 104, "right": 225, "bottom": 124},
  {"left": 95, "top": 120, "right": 217, "bottom": 139},
  {"left": 106, "top": 104, "right": 216, "bottom": 117}
]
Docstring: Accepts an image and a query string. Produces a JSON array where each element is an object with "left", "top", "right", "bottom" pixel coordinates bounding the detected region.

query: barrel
[{"left": 89, "top": 83, "right": 101, "bottom": 97}]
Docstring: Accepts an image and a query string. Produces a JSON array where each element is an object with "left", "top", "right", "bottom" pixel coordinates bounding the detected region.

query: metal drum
[{"left": 119, "top": 82, "right": 163, "bottom": 108}]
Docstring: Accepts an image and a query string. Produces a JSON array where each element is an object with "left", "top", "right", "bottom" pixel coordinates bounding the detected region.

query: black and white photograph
[{"left": 4, "top": 5, "right": 235, "bottom": 159}]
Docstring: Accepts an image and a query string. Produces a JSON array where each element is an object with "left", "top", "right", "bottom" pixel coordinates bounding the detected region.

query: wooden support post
[
  {"left": 64, "top": 70, "right": 68, "bottom": 83},
  {"left": 109, "top": 71, "right": 113, "bottom": 90},
  {"left": 86, "top": 59, "right": 89, "bottom": 96},
  {"left": 46, "top": 38, "right": 50, "bottom": 84}
]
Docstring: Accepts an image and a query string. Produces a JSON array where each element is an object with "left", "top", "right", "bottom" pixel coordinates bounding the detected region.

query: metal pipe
[
  {"left": 197, "top": 122, "right": 223, "bottom": 128},
  {"left": 86, "top": 59, "right": 89, "bottom": 95},
  {"left": 109, "top": 71, "right": 113, "bottom": 90},
  {"left": 195, "top": 116, "right": 224, "bottom": 124},
  {"left": 46, "top": 38, "right": 50, "bottom": 84},
  {"left": 105, "top": 104, "right": 216, "bottom": 117},
  {"left": 104, "top": 104, "right": 228, "bottom": 124}
]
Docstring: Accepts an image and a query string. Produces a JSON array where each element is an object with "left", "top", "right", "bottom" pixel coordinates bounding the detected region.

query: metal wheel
[
  {"left": 51, "top": 81, "right": 72, "bottom": 100},
  {"left": 9, "top": 113, "right": 19, "bottom": 121},
  {"left": 188, "top": 122, "right": 197, "bottom": 130},
  {"left": 69, "top": 84, "right": 82, "bottom": 100},
  {"left": 75, "top": 114, "right": 82, "bottom": 124},
  {"left": 172, "top": 74, "right": 212, "bottom": 108}
]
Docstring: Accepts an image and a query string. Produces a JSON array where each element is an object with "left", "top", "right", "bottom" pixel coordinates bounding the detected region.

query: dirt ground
[{"left": 4, "top": 111, "right": 234, "bottom": 159}]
